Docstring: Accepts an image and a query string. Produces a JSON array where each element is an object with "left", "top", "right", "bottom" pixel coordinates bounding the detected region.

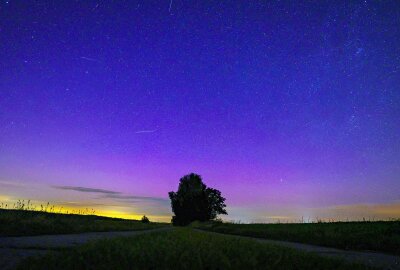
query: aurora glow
[{"left": 1, "top": 1, "right": 399, "bottom": 222}]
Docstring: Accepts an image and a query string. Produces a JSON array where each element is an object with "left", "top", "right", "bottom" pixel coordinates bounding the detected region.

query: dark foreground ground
[
  {"left": 0, "top": 228, "right": 171, "bottom": 270},
  {"left": 192, "top": 220, "right": 400, "bottom": 256},
  {"left": 14, "top": 228, "right": 383, "bottom": 270},
  {"left": 2, "top": 210, "right": 399, "bottom": 269}
]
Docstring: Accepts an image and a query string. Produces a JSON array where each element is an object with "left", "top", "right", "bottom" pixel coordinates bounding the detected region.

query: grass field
[
  {"left": 0, "top": 209, "right": 167, "bottom": 236},
  {"left": 192, "top": 221, "right": 400, "bottom": 255},
  {"left": 18, "top": 228, "right": 375, "bottom": 270}
]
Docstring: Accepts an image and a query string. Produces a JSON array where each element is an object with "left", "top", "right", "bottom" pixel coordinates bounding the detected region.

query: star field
[{"left": 0, "top": 1, "right": 399, "bottom": 222}]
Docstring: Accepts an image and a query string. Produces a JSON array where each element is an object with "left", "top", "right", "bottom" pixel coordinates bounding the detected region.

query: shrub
[{"left": 141, "top": 215, "right": 150, "bottom": 223}]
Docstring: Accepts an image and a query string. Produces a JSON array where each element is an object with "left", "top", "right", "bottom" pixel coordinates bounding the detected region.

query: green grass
[
  {"left": 0, "top": 209, "right": 167, "bottom": 236},
  {"left": 191, "top": 221, "right": 400, "bottom": 255},
  {"left": 18, "top": 228, "right": 375, "bottom": 270}
]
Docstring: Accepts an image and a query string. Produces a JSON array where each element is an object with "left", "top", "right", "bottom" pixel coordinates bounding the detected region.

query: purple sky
[{"left": 1, "top": 1, "right": 400, "bottom": 222}]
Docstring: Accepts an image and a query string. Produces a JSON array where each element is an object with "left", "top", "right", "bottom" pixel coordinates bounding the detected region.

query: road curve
[
  {"left": 0, "top": 227, "right": 172, "bottom": 270},
  {"left": 2, "top": 227, "right": 399, "bottom": 270},
  {"left": 196, "top": 229, "right": 400, "bottom": 270}
]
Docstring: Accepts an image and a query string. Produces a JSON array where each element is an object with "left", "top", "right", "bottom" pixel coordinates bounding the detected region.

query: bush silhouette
[
  {"left": 169, "top": 173, "right": 227, "bottom": 226},
  {"left": 141, "top": 215, "right": 150, "bottom": 223}
]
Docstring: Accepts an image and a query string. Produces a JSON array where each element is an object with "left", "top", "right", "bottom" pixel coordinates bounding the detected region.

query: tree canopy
[{"left": 169, "top": 173, "right": 227, "bottom": 226}]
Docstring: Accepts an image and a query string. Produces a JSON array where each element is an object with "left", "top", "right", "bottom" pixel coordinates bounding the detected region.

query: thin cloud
[
  {"left": 0, "top": 180, "right": 27, "bottom": 187},
  {"left": 134, "top": 129, "right": 158, "bottom": 134},
  {"left": 103, "top": 193, "right": 169, "bottom": 203},
  {"left": 52, "top": 185, "right": 169, "bottom": 204},
  {"left": 53, "top": 186, "right": 120, "bottom": 195}
]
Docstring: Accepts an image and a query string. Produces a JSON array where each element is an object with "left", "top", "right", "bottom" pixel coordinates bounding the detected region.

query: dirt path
[
  {"left": 0, "top": 227, "right": 171, "bottom": 270},
  {"left": 197, "top": 229, "right": 400, "bottom": 270},
  {"left": 2, "top": 227, "right": 399, "bottom": 269}
]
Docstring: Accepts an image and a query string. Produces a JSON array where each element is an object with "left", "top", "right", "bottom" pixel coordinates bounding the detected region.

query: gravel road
[{"left": 0, "top": 227, "right": 171, "bottom": 270}]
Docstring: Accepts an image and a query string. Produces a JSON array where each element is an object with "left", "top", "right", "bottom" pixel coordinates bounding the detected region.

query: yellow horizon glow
[
  {"left": 2, "top": 194, "right": 399, "bottom": 223},
  {"left": 0, "top": 197, "right": 171, "bottom": 222}
]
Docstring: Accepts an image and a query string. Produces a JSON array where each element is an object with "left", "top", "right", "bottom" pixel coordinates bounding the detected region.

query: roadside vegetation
[
  {"left": 18, "top": 228, "right": 375, "bottom": 270},
  {"left": 192, "top": 220, "right": 400, "bottom": 255},
  {"left": 0, "top": 208, "right": 167, "bottom": 236}
]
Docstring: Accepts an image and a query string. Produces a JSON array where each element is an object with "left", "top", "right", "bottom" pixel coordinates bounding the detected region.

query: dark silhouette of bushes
[
  {"left": 169, "top": 173, "right": 227, "bottom": 226},
  {"left": 141, "top": 215, "right": 150, "bottom": 223}
]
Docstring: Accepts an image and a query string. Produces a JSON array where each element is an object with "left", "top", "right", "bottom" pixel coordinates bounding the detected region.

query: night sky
[{"left": 1, "top": 1, "right": 399, "bottom": 222}]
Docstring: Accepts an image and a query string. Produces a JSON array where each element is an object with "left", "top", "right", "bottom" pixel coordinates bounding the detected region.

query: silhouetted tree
[
  {"left": 169, "top": 173, "right": 227, "bottom": 226},
  {"left": 141, "top": 215, "right": 150, "bottom": 223}
]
